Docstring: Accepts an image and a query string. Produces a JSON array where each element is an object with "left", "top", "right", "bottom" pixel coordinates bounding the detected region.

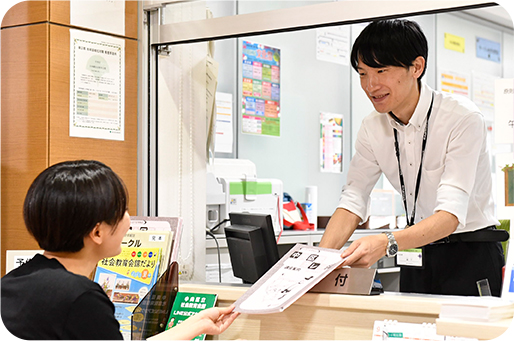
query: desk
[{"left": 180, "top": 283, "right": 513, "bottom": 340}]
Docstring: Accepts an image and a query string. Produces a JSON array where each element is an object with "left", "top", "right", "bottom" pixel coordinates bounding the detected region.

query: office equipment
[
  {"left": 206, "top": 158, "right": 283, "bottom": 234},
  {"left": 224, "top": 212, "right": 279, "bottom": 284}
]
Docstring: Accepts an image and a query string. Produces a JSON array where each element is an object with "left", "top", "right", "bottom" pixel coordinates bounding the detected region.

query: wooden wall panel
[
  {"left": 1, "top": 24, "right": 50, "bottom": 275},
  {"left": 48, "top": 24, "right": 138, "bottom": 215},
  {"left": 1, "top": 0, "right": 138, "bottom": 277},
  {"left": 1, "top": 1, "right": 49, "bottom": 28},
  {"left": 125, "top": 1, "right": 138, "bottom": 39},
  {"left": 49, "top": 0, "right": 70, "bottom": 25}
]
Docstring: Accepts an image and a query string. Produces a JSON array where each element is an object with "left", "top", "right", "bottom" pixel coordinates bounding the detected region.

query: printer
[{"left": 206, "top": 158, "right": 283, "bottom": 235}]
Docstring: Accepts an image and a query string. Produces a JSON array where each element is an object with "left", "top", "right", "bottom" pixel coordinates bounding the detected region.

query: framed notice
[
  {"left": 69, "top": 29, "right": 125, "bottom": 141},
  {"left": 241, "top": 41, "right": 281, "bottom": 137}
]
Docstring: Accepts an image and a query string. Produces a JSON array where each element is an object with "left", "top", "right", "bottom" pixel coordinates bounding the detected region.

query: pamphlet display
[
  {"left": 94, "top": 247, "right": 162, "bottom": 339},
  {"left": 165, "top": 292, "right": 218, "bottom": 341},
  {"left": 122, "top": 230, "right": 172, "bottom": 276},
  {"left": 234, "top": 244, "right": 345, "bottom": 314}
]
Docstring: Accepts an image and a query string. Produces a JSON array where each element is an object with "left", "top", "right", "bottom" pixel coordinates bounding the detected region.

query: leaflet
[{"left": 234, "top": 244, "right": 345, "bottom": 314}]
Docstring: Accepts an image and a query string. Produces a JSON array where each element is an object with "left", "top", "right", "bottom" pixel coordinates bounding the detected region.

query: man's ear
[
  {"left": 412, "top": 56, "right": 425, "bottom": 79},
  {"left": 88, "top": 222, "right": 104, "bottom": 246}
]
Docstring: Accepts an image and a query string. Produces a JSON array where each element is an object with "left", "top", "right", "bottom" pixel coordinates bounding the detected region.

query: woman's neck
[{"left": 43, "top": 250, "right": 98, "bottom": 278}]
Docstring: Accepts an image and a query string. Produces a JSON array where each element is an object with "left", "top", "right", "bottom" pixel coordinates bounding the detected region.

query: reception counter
[{"left": 180, "top": 283, "right": 513, "bottom": 340}]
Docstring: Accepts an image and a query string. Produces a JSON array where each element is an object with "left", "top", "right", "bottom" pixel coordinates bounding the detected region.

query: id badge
[{"left": 396, "top": 247, "right": 424, "bottom": 268}]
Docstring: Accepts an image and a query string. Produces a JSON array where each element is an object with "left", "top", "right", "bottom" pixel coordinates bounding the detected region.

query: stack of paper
[{"left": 439, "top": 296, "right": 514, "bottom": 322}]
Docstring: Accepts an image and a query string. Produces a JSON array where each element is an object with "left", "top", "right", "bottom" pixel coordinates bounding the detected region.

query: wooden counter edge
[{"left": 436, "top": 317, "right": 514, "bottom": 340}]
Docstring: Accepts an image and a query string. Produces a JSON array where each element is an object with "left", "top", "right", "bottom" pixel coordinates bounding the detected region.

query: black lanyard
[{"left": 392, "top": 93, "right": 434, "bottom": 227}]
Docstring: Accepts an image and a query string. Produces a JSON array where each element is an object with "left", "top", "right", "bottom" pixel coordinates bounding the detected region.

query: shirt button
[
  {"left": 409, "top": 163, "right": 413, "bottom": 166},
  {"left": 410, "top": 193, "right": 413, "bottom": 196},
  {"left": 408, "top": 141, "right": 411, "bottom": 144}
]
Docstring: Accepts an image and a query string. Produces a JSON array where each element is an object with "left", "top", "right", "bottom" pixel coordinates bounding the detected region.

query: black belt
[{"left": 432, "top": 226, "right": 509, "bottom": 244}]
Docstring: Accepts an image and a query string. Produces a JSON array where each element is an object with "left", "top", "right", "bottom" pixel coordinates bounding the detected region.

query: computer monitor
[{"left": 224, "top": 212, "right": 280, "bottom": 284}]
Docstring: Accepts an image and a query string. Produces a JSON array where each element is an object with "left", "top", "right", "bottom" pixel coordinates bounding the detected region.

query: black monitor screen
[{"left": 225, "top": 212, "right": 280, "bottom": 284}]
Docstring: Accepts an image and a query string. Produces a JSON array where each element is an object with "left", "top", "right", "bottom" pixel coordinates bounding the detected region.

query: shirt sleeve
[
  {"left": 63, "top": 288, "right": 123, "bottom": 340},
  {"left": 433, "top": 112, "right": 486, "bottom": 229},
  {"left": 338, "top": 119, "right": 382, "bottom": 223}
]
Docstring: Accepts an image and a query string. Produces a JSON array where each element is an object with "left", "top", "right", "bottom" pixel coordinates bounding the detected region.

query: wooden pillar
[{"left": 1, "top": 1, "right": 139, "bottom": 276}]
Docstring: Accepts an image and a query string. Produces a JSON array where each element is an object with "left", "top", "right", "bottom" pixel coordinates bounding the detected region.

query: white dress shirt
[{"left": 338, "top": 82, "right": 498, "bottom": 233}]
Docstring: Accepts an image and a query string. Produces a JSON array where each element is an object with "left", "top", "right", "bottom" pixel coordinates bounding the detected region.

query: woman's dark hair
[
  {"left": 350, "top": 19, "right": 428, "bottom": 86},
  {"left": 23, "top": 160, "right": 128, "bottom": 252}
]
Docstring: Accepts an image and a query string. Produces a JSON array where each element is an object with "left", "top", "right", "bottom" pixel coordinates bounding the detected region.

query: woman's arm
[{"left": 148, "top": 305, "right": 240, "bottom": 340}]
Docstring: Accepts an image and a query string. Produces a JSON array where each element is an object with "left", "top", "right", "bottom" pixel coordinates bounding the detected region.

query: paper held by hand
[{"left": 233, "top": 244, "right": 345, "bottom": 314}]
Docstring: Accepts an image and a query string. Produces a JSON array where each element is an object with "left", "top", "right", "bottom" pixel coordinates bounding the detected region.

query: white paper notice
[
  {"left": 316, "top": 26, "right": 350, "bottom": 66},
  {"left": 214, "top": 92, "right": 234, "bottom": 153},
  {"left": 234, "top": 244, "right": 344, "bottom": 314},
  {"left": 494, "top": 78, "right": 514, "bottom": 145},
  {"left": 69, "top": 30, "right": 125, "bottom": 141},
  {"left": 70, "top": 0, "right": 125, "bottom": 37}
]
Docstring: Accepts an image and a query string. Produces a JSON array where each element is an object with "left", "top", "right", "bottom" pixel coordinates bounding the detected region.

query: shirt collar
[{"left": 387, "top": 82, "right": 432, "bottom": 131}]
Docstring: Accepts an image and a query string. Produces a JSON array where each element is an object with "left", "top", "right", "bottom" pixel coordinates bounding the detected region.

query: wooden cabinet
[{"left": 1, "top": 1, "right": 138, "bottom": 276}]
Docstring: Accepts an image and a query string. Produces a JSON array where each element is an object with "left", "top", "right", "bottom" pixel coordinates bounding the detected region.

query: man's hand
[{"left": 340, "top": 234, "right": 388, "bottom": 268}]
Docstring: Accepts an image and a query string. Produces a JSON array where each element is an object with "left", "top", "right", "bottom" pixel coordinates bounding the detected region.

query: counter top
[{"left": 179, "top": 283, "right": 513, "bottom": 340}]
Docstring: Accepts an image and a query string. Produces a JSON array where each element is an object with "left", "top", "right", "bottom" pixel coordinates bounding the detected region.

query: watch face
[{"left": 390, "top": 244, "right": 398, "bottom": 254}]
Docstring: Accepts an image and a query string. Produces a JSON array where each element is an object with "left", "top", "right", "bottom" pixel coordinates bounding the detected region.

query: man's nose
[{"left": 365, "top": 74, "right": 378, "bottom": 91}]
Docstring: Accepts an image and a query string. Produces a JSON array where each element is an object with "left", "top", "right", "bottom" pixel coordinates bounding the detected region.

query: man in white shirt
[{"left": 319, "top": 19, "right": 506, "bottom": 296}]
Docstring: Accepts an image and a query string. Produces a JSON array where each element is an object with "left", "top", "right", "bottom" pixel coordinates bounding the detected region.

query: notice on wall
[
  {"left": 472, "top": 71, "right": 497, "bottom": 122},
  {"left": 214, "top": 92, "right": 234, "bottom": 154},
  {"left": 476, "top": 37, "right": 501, "bottom": 63},
  {"left": 241, "top": 41, "right": 281, "bottom": 137},
  {"left": 316, "top": 25, "right": 350, "bottom": 66},
  {"left": 320, "top": 112, "right": 343, "bottom": 173},
  {"left": 494, "top": 78, "right": 514, "bottom": 145},
  {"left": 438, "top": 69, "right": 470, "bottom": 98},
  {"left": 444, "top": 32, "right": 465, "bottom": 53},
  {"left": 69, "top": 30, "right": 125, "bottom": 141}
]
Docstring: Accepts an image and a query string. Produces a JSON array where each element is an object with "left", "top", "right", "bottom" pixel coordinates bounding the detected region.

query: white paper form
[
  {"left": 214, "top": 92, "right": 234, "bottom": 153},
  {"left": 234, "top": 244, "right": 345, "bottom": 314},
  {"left": 69, "top": 29, "right": 125, "bottom": 141}
]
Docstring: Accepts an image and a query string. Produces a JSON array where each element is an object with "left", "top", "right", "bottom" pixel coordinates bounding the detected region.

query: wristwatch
[{"left": 384, "top": 232, "right": 398, "bottom": 258}]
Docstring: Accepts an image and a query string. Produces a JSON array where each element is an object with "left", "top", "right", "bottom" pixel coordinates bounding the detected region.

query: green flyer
[{"left": 165, "top": 292, "right": 218, "bottom": 340}]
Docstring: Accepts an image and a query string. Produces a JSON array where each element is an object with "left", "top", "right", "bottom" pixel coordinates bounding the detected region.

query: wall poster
[
  {"left": 241, "top": 41, "right": 281, "bottom": 137},
  {"left": 320, "top": 112, "right": 343, "bottom": 173},
  {"left": 70, "top": 29, "right": 125, "bottom": 141}
]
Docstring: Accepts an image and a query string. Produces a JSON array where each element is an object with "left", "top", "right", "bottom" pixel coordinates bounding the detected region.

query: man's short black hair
[
  {"left": 351, "top": 19, "right": 428, "bottom": 85},
  {"left": 23, "top": 160, "right": 128, "bottom": 253}
]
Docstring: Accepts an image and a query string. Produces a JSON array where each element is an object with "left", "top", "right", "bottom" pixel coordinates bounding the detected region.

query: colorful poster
[
  {"left": 320, "top": 112, "right": 343, "bottom": 173},
  {"left": 438, "top": 69, "right": 470, "bottom": 98},
  {"left": 69, "top": 29, "right": 125, "bottom": 141},
  {"left": 242, "top": 41, "right": 280, "bottom": 137},
  {"left": 166, "top": 292, "right": 217, "bottom": 341}
]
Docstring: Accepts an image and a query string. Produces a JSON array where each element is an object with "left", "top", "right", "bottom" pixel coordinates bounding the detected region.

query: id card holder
[{"left": 396, "top": 247, "right": 425, "bottom": 268}]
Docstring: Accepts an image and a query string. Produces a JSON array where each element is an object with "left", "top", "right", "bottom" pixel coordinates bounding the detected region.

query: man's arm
[
  {"left": 319, "top": 208, "right": 361, "bottom": 250},
  {"left": 341, "top": 210, "right": 459, "bottom": 268}
]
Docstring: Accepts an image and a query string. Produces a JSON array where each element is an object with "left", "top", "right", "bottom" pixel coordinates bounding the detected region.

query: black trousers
[{"left": 400, "top": 241, "right": 505, "bottom": 296}]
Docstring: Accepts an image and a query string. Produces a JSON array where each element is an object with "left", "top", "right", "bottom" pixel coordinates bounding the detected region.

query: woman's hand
[{"left": 148, "top": 305, "right": 240, "bottom": 340}]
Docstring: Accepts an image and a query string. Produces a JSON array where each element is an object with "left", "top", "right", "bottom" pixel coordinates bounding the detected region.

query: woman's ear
[
  {"left": 412, "top": 56, "right": 425, "bottom": 79},
  {"left": 88, "top": 222, "right": 104, "bottom": 246}
]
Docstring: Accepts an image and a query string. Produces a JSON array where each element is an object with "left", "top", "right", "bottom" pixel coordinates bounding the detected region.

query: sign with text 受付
[{"left": 309, "top": 267, "right": 377, "bottom": 295}]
